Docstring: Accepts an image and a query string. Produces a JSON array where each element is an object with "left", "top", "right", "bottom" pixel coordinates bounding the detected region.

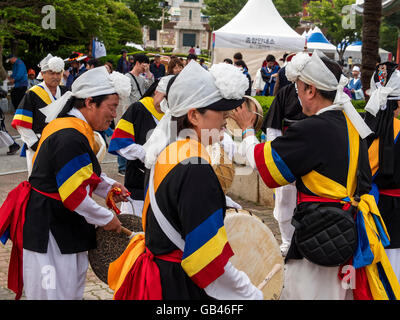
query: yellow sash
[
  {"left": 30, "top": 85, "right": 52, "bottom": 105},
  {"left": 107, "top": 139, "right": 210, "bottom": 298},
  {"left": 32, "top": 117, "right": 96, "bottom": 166},
  {"left": 140, "top": 96, "right": 164, "bottom": 121},
  {"left": 300, "top": 112, "right": 399, "bottom": 300}
]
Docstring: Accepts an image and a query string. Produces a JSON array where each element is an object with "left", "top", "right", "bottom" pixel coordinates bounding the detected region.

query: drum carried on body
[
  {"left": 225, "top": 208, "right": 284, "bottom": 300},
  {"left": 225, "top": 95, "right": 264, "bottom": 138},
  {"left": 206, "top": 144, "right": 235, "bottom": 194},
  {"left": 88, "top": 214, "right": 143, "bottom": 284}
]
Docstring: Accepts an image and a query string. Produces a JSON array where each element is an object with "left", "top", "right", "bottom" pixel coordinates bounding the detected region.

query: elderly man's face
[
  {"left": 42, "top": 70, "right": 63, "bottom": 88},
  {"left": 86, "top": 94, "right": 119, "bottom": 131},
  {"left": 352, "top": 70, "right": 360, "bottom": 78}
]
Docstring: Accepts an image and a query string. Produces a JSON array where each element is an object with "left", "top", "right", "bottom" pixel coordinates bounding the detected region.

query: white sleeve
[
  {"left": 116, "top": 143, "right": 146, "bottom": 162},
  {"left": 94, "top": 172, "right": 117, "bottom": 199},
  {"left": 220, "top": 132, "right": 237, "bottom": 161},
  {"left": 225, "top": 195, "right": 242, "bottom": 209},
  {"left": 17, "top": 126, "right": 39, "bottom": 148},
  {"left": 204, "top": 262, "right": 263, "bottom": 300},
  {"left": 74, "top": 185, "right": 114, "bottom": 226},
  {"left": 266, "top": 128, "right": 282, "bottom": 142},
  {"left": 237, "top": 135, "right": 259, "bottom": 170}
]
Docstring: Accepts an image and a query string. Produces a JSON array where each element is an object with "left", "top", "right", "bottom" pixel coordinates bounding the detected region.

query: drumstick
[
  {"left": 121, "top": 226, "right": 133, "bottom": 238},
  {"left": 257, "top": 263, "right": 283, "bottom": 291}
]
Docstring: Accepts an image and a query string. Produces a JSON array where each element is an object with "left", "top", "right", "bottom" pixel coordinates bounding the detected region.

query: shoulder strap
[{"left": 128, "top": 73, "right": 143, "bottom": 97}]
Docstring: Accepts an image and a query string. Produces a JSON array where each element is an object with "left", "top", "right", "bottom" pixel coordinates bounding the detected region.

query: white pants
[
  {"left": 26, "top": 148, "right": 35, "bottom": 177},
  {"left": 23, "top": 232, "right": 89, "bottom": 300},
  {"left": 0, "top": 130, "right": 14, "bottom": 148},
  {"left": 280, "top": 258, "right": 353, "bottom": 300},
  {"left": 385, "top": 248, "right": 400, "bottom": 284},
  {"left": 273, "top": 183, "right": 296, "bottom": 246}
]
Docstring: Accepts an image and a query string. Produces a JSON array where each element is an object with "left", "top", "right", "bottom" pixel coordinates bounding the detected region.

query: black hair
[
  {"left": 266, "top": 54, "right": 276, "bottom": 62},
  {"left": 187, "top": 53, "right": 197, "bottom": 61},
  {"left": 303, "top": 56, "right": 342, "bottom": 102},
  {"left": 133, "top": 54, "right": 150, "bottom": 65},
  {"left": 141, "top": 79, "right": 160, "bottom": 99},
  {"left": 233, "top": 52, "right": 243, "bottom": 60},
  {"left": 223, "top": 58, "right": 233, "bottom": 64},
  {"left": 87, "top": 58, "right": 100, "bottom": 68},
  {"left": 234, "top": 60, "right": 247, "bottom": 69}
]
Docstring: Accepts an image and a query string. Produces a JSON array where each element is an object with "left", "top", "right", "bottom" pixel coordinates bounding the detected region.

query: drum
[
  {"left": 88, "top": 214, "right": 143, "bottom": 284},
  {"left": 206, "top": 144, "right": 235, "bottom": 193},
  {"left": 224, "top": 208, "right": 284, "bottom": 300},
  {"left": 226, "top": 95, "right": 264, "bottom": 138}
]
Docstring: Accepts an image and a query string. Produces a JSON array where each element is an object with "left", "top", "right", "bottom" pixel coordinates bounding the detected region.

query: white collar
[
  {"left": 40, "top": 81, "right": 61, "bottom": 102},
  {"left": 67, "top": 107, "right": 88, "bottom": 124}
]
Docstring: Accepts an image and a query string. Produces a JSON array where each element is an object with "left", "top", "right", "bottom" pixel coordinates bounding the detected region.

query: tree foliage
[
  {"left": 305, "top": 0, "right": 363, "bottom": 60},
  {"left": 122, "top": 0, "right": 165, "bottom": 30},
  {"left": 0, "top": 0, "right": 143, "bottom": 61}
]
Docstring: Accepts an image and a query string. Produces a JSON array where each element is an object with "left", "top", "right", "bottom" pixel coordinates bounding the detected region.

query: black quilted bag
[{"left": 291, "top": 203, "right": 358, "bottom": 267}]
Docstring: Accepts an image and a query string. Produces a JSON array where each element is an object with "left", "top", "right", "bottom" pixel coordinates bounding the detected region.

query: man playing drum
[
  {"left": 231, "top": 51, "right": 400, "bottom": 300},
  {"left": 0, "top": 67, "right": 131, "bottom": 300},
  {"left": 108, "top": 61, "right": 264, "bottom": 300}
]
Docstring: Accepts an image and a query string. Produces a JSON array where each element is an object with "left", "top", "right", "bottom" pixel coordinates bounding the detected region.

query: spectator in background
[
  {"left": 6, "top": 54, "right": 28, "bottom": 110},
  {"left": 260, "top": 54, "right": 280, "bottom": 96},
  {"left": 27, "top": 69, "right": 40, "bottom": 89},
  {"left": 128, "top": 55, "right": 135, "bottom": 71},
  {"left": 187, "top": 53, "right": 197, "bottom": 64},
  {"left": 199, "top": 58, "right": 208, "bottom": 71},
  {"left": 167, "top": 57, "right": 184, "bottom": 75},
  {"left": 223, "top": 58, "right": 233, "bottom": 64},
  {"left": 117, "top": 49, "right": 130, "bottom": 74},
  {"left": 65, "top": 52, "right": 87, "bottom": 90},
  {"left": 188, "top": 46, "right": 195, "bottom": 55},
  {"left": 105, "top": 60, "right": 114, "bottom": 73},
  {"left": 150, "top": 54, "right": 166, "bottom": 80},
  {"left": 86, "top": 58, "right": 100, "bottom": 70},
  {"left": 233, "top": 52, "right": 243, "bottom": 65},
  {"left": 234, "top": 60, "right": 252, "bottom": 96},
  {"left": 346, "top": 65, "right": 364, "bottom": 100},
  {"left": 195, "top": 45, "right": 201, "bottom": 56}
]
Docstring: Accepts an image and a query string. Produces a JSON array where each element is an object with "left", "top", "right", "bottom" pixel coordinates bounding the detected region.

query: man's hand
[
  {"left": 103, "top": 214, "right": 122, "bottom": 233},
  {"left": 111, "top": 182, "right": 130, "bottom": 203}
]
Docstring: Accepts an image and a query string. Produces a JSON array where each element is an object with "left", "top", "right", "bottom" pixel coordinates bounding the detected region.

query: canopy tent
[
  {"left": 336, "top": 41, "right": 391, "bottom": 65},
  {"left": 212, "top": 0, "right": 306, "bottom": 79},
  {"left": 305, "top": 27, "right": 337, "bottom": 57}
]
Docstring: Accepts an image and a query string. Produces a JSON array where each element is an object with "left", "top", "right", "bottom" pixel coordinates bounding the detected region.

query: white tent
[
  {"left": 335, "top": 41, "right": 391, "bottom": 64},
  {"left": 306, "top": 27, "right": 337, "bottom": 57},
  {"left": 212, "top": 0, "right": 306, "bottom": 79}
]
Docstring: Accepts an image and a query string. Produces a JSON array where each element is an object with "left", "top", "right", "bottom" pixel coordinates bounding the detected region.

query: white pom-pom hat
[{"left": 37, "top": 53, "right": 65, "bottom": 80}]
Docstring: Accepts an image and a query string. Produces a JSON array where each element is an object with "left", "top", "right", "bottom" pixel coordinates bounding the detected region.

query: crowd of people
[{"left": 0, "top": 46, "right": 400, "bottom": 302}]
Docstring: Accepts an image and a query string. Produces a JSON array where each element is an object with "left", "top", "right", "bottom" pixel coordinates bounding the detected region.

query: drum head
[
  {"left": 88, "top": 214, "right": 143, "bottom": 284},
  {"left": 225, "top": 209, "right": 284, "bottom": 300},
  {"left": 226, "top": 95, "right": 264, "bottom": 138}
]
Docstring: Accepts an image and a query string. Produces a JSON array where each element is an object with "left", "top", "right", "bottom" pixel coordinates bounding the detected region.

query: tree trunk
[{"left": 361, "top": 0, "right": 382, "bottom": 98}]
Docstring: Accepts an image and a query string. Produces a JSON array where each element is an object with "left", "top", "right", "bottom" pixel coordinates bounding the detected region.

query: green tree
[
  {"left": 380, "top": 11, "right": 400, "bottom": 60},
  {"left": 305, "top": 0, "right": 363, "bottom": 61},
  {"left": 0, "top": 0, "right": 142, "bottom": 66},
  {"left": 123, "top": 0, "right": 164, "bottom": 30},
  {"left": 202, "top": 0, "right": 303, "bottom": 31}
]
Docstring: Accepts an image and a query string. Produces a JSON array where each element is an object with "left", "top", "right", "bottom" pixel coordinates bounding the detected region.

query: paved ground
[{"left": 0, "top": 111, "right": 279, "bottom": 300}]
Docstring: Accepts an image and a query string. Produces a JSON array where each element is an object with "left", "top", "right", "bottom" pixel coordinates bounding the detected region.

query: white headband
[
  {"left": 40, "top": 66, "right": 131, "bottom": 123},
  {"left": 286, "top": 51, "right": 372, "bottom": 139},
  {"left": 143, "top": 60, "right": 248, "bottom": 169}
]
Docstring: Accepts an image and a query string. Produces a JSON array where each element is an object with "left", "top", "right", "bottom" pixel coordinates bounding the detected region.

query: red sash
[
  {"left": 379, "top": 189, "right": 400, "bottom": 197},
  {"left": 114, "top": 248, "right": 183, "bottom": 300}
]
